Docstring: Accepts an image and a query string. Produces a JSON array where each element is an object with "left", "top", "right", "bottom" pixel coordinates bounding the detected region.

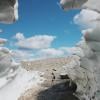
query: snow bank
[
  {"left": 60, "top": 0, "right": 100, "bottom": 100},
  {"left": 0, "top": 68, "right": 44, "bottom": 100},
  {"left": 0, "top": 47, "right": 44, "bottom": 100}
]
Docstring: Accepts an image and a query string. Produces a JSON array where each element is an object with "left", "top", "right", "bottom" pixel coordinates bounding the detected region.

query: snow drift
[
  {"left": 60, "top": 0, "right": 100, "bottom": 100},
  {"left": 0, "top": 46, "right": 44, "bottom": 100}
]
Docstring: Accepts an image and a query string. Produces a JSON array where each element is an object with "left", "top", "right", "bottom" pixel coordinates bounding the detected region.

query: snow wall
[{"left": 60, "top": 0, "right": 100, "bottom": 100}]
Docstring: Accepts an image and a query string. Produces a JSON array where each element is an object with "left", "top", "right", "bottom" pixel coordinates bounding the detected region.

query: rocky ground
[{"left": 19, "top": 56, "right": 79, "bottom": 100}]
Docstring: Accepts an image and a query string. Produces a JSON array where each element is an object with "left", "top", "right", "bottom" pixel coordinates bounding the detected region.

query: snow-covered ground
[
  {"left": 0, "top": 47, "right": 44, "bottom": 100},
  {"left": 0, "top": 67, "right": 44, "bottom": 100}
]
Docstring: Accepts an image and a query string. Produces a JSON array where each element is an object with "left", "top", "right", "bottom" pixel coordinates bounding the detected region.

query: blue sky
[{"left": 0, "top": 0, "right": 81, "bottom": 48}]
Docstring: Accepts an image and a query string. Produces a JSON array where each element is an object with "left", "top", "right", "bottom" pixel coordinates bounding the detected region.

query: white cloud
[
  {"left": 15, "top": 33, "right": 56, "bottom": 49},
  {"left": 12, "top": 48, "right": 65, "bottom": 61},
  {"left": 37, "top": 47, "right": 84, "bottom": 59},
  {"left": 74, "top": 9, "right": 100, "bottom": 28},
  {"left": 60, "top": 47, "right": 84, "bottom": 57},
  {"left": 12, "top": 33, "right": 83, "bottom": 61},
  {"left": 12, "top": 46, "right": 84, "bottom": 61},
  {"left": 12, "top": 50, "right": 35, "bottom": 62},
  {"left": 37, "top": 48, "right": 65, "bottom": 58},
  {"left": 15, "top": 32, "right": 24, "bottom": 40}
]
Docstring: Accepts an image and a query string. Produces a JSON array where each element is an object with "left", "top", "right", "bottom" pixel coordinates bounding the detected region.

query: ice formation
[
  {"left": 0, "top": 46, "right": 44, "bottom": 100},
  {"left": 0, "top": 66, "right": 44, "bottom": 100},
  {"left": 0, "top": 0, "right": 18, "bottom": 24},
  {"left": 60, "top": 0, "right": 100, "bottom": 100}
]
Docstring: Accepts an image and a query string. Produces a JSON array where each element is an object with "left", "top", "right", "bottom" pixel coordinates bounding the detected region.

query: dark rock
[
  {"left": 51, "top": 80, "right": 77, "bottom": 93},
  {"left": 37, "top": 82, "right": 79, "bottom": 100},
  {"left": 60, "top": 74, "right": 70, "bottom": 79}
]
